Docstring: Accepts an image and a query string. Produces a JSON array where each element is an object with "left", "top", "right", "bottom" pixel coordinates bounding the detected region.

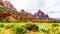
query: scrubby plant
[
  {"left": 23, "top": 23, "right": 39, "bottom": 32},
  {"left": 52, "top": 24, "right": 59, "bottom": 33},
  {"left": 39, "top": 26, "right": 49, "bottom": 32},
  {"left": 4, "top": 24, "right": 14, "bottom": 29},
  {"left": 12, "top": 25, "right": 27, "bottom": 34},
  {"left": 52, "top": 24, "right": 59, "bottom": 27},
  {"left": 0, "top": 23, "right": 4, "bottom": 28}
]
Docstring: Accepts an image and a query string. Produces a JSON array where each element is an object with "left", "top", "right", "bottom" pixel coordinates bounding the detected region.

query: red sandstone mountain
[
  {"left": 34, "top": 10, "right": 49, "bottom": 19},
  {"left": 34, "top": 10, "right": 54, "bottom": 22},
  {"left": 0, "top": 1, "right": 54, "bottom": 22},
  {"left": 20, "top": 9, "right": 32, "bottom": 16},
  {"left": 0, "top": 1, "right": 17, "bottom": 11},
  {"left": 19, "top": 9, "right": 54, "bottom": 22},
  {"left": 4, "top": 1, "right": 17, "bottom": 11}
]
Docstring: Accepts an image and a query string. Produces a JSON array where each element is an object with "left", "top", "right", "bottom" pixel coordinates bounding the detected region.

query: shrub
[
  {"left": 0, "top": 23, "right": 4, "bottom": 28},
  {"left": 24, "top": 23, "right": 39, "bottom": 32},
  {"left": 39, "top": 26, "right": 49, "bottom": 32},
  {"left": 52, "top": 24, "right": 59, "bottom": 27},
  {"left": 4, "top": 24, "right": 14, "bottom": 29},
  {"left": 12, "top": 25, "right": 27, "bottom": 34}
]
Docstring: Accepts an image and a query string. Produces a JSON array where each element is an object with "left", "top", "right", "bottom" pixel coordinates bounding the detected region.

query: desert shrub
[
  {"left": 52, "top": 24, "right": 59, "bottom": 27},
  {"left": 24, "top": 23, "right": 39, "bottom": 32},
  {"left": 0, "top": 23, "right": 4, "bottom": 28},
  {"left": 12, "top": 25, "right": 27, "bottom": 34},
  {"left": 4, "top": 24, "right": 14, "bottom": 29},
  {"left": 0, "top": 23, "right": 4, "bottom": 32},
  {"left": 39, "top": 26, "right": 49, "bottom": 32},
  {"left": 52, "top": 24, "right": 59, "bottom": 33}
]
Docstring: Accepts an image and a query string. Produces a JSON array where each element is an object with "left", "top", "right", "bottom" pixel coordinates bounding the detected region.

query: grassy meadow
[{"left": 0, "top": 22, "right": 60, "bottom": 34}]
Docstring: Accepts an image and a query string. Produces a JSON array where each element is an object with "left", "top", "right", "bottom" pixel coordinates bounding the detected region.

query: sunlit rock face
[
  {"left": 0, "top": 0, "right": 17, "bottom": 11},
  {"left": 0, "top": 0, "right": 4, "bottom": 6},
  {"left": 3, "top": 1, "right": 17, "bottom": 11}
]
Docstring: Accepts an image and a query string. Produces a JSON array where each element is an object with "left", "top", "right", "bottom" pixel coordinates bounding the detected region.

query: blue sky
[{"left": 6, "top": 0, "right": 60, "bottom": 18}]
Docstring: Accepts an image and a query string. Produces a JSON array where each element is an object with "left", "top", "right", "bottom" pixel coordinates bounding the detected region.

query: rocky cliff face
[
  {"left": 20, "top": 9, "right": 54, "bottom": 22},
  {"left": 3, "top": 1, "right": 17, "bottom": 11},
  {"left": 34, "top": 10, "right": 49, "bottom": 19},
  {"left": 20, "top": 9, "right": 32, "bottom": 16},
  {"left": 33, "top": 10, "right": 54, "bottom": 22},
  {"left": 0, "top": 0, "right": 17, "bottom": 11}
]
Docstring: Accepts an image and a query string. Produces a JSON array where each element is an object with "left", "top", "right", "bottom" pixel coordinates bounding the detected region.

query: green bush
[
  {"left": 4, "top": 24, "right": 14, "bottom": 29},
  {"left": 52, "top": 24, "right": 59, "bottom": 27},
  {"left": 24, "top": 23, "right": 39, "bottom": 32},
  {"left": 0, "top": 23, "right": 4, "bottom": 28},
  {"left": 12, "top": 25, "right": 27, "bottom": 34}
]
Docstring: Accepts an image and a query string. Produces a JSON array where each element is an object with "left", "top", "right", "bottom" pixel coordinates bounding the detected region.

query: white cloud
[
  {"left": 7, "top": 0, "right": 41, "bottom": 14},
  {"left": 41, "top": 0, "right": 60, "bottom": 18}
]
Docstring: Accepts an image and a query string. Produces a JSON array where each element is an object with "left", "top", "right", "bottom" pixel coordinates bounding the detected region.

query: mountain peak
[
  {"left": 37, "top": 10, "right": 45, "bottom": 15},
  {"left": 20, "top": 9, "right": 25, "bottom": 12},
  {"left": 34, "top": 10, "right": 49, "bottom": 19}
]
